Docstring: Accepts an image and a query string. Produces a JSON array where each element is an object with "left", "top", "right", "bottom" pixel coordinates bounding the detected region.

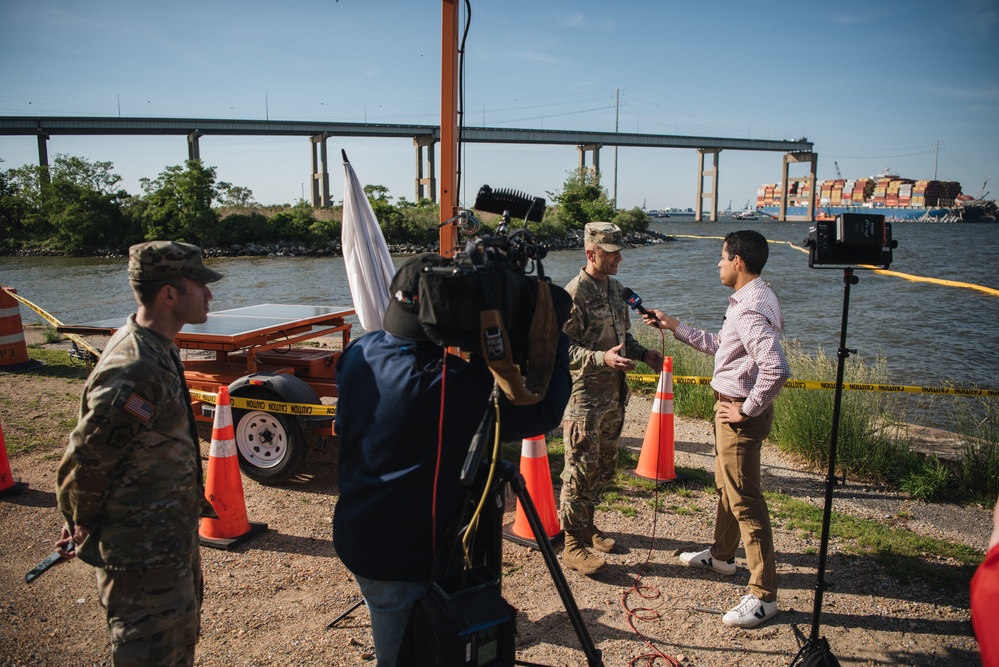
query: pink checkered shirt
[{"left": 674, "top": 277, "right": 790, "bottom": 417}]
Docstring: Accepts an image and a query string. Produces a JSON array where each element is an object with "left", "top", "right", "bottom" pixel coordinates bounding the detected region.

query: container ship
[{"left": 757, "top": 169, "right": 962, "bottom": 222}]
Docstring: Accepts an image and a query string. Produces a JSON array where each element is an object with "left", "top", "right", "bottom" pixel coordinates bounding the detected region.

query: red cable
[
  {"left": 622, "top": 329, "right": 680, "bottom": 666},
  {"left": 431, "top": 349, "right": 448, "bottom": 558}
]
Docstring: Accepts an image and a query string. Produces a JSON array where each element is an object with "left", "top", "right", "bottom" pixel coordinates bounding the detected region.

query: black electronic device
[
  {"left": 804, "top": 213, "right": 896, "bottom": 269},
  {"left": 408, "top": 567, "right": 516, "bottom": 667},
  {"left": 474, "top": 184, "right": 546, "bottom": 223}
]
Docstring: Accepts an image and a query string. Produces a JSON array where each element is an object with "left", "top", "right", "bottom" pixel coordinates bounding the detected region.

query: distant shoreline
[{"left": 1, "top": 228, "right": 677, "bottom": 259}]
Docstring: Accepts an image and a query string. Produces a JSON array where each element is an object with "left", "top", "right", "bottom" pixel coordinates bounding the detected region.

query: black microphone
[
  {"left": 474, "top": 184, "right": 546, "bottom": 223},
  {"left": 621, "top": 287, "right": 661, "bottom": 327}
]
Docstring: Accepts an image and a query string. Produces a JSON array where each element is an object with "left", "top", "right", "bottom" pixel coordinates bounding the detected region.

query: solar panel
[{"left": 60, "top": 304, "right": 355, "bottom": 342}]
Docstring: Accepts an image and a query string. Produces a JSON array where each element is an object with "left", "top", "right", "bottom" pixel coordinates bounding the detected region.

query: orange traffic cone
[
  {"left": 0, "top": 422, "right": 26, "bottom": 498},
  {"left": 0, "top": 287, "right": 44, "bottom": 374},
  {"left": 199, "top": 386, "right": 267, "bottom": 549},
  {"left": 503, "top": 435, "right": 563, "bottom": 549},
  {"left": 630, "top": 357, "right": 685, "bottom": 484}
]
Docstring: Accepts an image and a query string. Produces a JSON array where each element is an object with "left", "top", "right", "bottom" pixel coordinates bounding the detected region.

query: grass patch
[
  {"left": 26, "top": 348, "right": 93, "bottom": 380},
  {"left": 768, "top": 492, "right": 980, "bottom": 588}
]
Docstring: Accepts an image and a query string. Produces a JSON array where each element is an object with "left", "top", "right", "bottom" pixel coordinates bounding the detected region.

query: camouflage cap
[
  {"left": 584, "top": 221, "right": 624, "bottom": 252},
  {"left": 127, "top": 241, "right": 223, "bottom": 284}
]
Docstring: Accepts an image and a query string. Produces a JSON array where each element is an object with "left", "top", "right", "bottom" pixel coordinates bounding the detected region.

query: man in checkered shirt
[{"left": 643, "top": 229, "right": 790, "bottom": 629}]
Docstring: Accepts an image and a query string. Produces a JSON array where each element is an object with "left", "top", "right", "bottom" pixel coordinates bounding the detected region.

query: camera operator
[
  {"left": 642, "top": 230, "right": 790, "bottom": 628},
  {"left": 332, "top": 253, "right": 571, "bottom": 667},
  {"left": 560, "top": 222, "right": 663, "bottom": 575}
]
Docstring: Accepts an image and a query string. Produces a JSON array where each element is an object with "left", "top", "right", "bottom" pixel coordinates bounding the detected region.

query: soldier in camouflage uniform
[
  {"left": 55, "top": 241, "right": 222, "bottom": 667},
  {"left": 560, "top": 222, "right": 663, "bottom": 575}
]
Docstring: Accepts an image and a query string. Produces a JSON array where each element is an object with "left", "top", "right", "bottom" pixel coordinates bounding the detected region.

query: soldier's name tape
[
  {"left": 628, "top": 373, "right": 999, "bottom": 398},
  {"left": 189, "top": 389, "right": 337, "bottom": 417}
]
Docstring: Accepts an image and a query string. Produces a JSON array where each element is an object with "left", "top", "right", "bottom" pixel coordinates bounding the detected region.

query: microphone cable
[{"left": 620, "top": 324, "right": 682, "bottom": 667}]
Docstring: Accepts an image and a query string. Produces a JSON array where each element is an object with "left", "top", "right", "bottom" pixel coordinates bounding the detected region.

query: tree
[
  {"left": 546, "top": 168, "right": 616, "bottom": 230},
  {"left": 138, "top": 160, "right": 225, "bottom": 244},
  {"left": 0, "top": 155, "right": 136, "bottom": 253},
  {"left": 218, "top": 184, "right": 256, "bottom": 209}
]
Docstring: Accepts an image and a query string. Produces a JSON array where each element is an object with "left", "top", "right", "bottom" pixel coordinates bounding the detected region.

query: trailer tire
[{"left": 232, "top": 395, "right": 308, "bottom": 484}]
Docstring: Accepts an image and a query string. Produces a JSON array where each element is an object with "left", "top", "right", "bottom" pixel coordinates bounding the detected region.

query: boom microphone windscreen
[{"left": 474, "top": 184, "right": 546, "bottom": 223}]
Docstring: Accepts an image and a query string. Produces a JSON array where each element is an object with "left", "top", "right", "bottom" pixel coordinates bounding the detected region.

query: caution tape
[
  {"left": 1, "top": 287, "right": 102, "bottom": 359},
  {"left": 675, "top": 235, "right": 999, "bottom": 297},
  {"left": 627, "top": 373, "right": 999, "bottom": 398},
  {"left": 189, "top": 388, "right": 336, "bottom": 417}
]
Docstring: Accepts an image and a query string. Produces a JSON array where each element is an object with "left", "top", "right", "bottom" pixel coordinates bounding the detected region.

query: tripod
[
  {"left": 789, "top": 268, "right": 857, "bottom": 667},
  {"left": 499, "top": 458, "right": 604, "bottom": 666}
]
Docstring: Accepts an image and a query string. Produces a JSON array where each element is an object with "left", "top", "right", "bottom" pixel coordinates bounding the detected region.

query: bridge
[{"left": 0, "top": 115, "right": 817, "bottom": 220}]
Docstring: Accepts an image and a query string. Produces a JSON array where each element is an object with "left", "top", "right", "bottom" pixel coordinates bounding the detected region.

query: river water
[{"left": 2, "top": 220, "right": 997, "bottom": 429}]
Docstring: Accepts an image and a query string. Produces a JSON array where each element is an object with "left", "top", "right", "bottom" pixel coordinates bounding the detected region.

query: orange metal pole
[{"left": 439, "top": 0, "right": 459, "bottom": 258}]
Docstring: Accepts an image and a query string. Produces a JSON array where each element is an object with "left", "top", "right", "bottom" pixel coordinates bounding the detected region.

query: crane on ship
[{"left": 834, "top": 161, "right": 843, "bottom": 179}]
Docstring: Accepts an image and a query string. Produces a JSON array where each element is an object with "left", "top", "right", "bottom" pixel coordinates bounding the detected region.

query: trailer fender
[{"left": 228, "top": 372, "right": 332, "bottom": 430}]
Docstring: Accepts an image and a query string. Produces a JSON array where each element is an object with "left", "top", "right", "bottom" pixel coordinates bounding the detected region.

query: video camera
[
  {"left": 805, "top": 213, "right": 896, "bottom": 269},
  {"left": 418, "top": 229, "right": 551, "bottom": 354}
]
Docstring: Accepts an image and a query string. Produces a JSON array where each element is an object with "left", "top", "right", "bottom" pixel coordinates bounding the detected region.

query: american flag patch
[{"left": 122, "top": 393, "right": 155, "bottom": 423}]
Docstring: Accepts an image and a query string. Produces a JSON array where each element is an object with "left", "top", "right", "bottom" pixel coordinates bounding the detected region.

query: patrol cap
[
  {"left": 584, "top": 222, "right": 625, "bottom": 252},
  {"left": 382, "top": 252, "right": 448, "bottom": 341},
  {"left": 127, "top": 241, "right": 223, "bottom": 284}
]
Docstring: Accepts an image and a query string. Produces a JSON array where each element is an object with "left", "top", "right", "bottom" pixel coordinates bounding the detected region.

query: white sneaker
[
  {"left": 678, "top": 547, "right": 737, "bottom": 575},
  {"left": 722, "top": 594, "right": 778, "bottom": 628}
]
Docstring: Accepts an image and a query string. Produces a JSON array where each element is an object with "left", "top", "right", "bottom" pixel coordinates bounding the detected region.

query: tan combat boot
[
  {"left": 563, "top": 532, "right": 606, "bottom": 575},
  {"left": 581, "top": 523, "right": 616, "bottom": 553},
  {"left": 584, "top": 506, "right": 616, "bottom": 553}
]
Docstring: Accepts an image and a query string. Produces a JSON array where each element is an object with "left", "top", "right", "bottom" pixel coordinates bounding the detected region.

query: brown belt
[{"left": 713, "top": 390, "right": 745, "bottom": 403}]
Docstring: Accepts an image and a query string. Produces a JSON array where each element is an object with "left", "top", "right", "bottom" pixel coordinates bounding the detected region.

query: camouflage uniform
[
  {"left": 56, "top": 241, "right": 220, "bottom": 667},
  {"left": 560, "top": 267, "right": 651, "bottom": 532}
]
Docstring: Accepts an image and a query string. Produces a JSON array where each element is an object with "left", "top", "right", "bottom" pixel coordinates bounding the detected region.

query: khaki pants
[
  {"left": 97, "top": 549, "right": 202, "bottom": 667},
  {"left": 712, "top": 400, "right": 777, "bottom": 602}
]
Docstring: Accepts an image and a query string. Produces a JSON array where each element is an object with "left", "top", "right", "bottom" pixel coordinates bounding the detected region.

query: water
[{"left": 3, "top": 220, "right": 997, "bottom": 429}]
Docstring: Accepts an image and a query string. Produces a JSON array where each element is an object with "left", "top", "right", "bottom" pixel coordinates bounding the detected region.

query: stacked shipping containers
[{"left": 757, "top": 176, "right": 961, "bottom": 210}]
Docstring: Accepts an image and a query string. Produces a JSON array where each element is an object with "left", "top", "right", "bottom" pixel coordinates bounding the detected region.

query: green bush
[{"left": 955, "top": 396, "right": 999, "bottom": 501}]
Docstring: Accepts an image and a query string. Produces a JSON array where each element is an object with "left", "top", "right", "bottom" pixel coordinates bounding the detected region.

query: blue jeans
[{"left": 354, "top": 574, "right": 429, "bottom": 667}]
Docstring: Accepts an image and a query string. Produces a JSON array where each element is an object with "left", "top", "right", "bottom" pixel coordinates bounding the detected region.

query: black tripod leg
[
  {"left": 501, "top": 461, "right": 604, "bottom": 667},
  {"left": 326, "top": 598, "right": 365, "bottom": 629},
  {"left": 790, "top": 268, "right": 854, "bottom": 667}
]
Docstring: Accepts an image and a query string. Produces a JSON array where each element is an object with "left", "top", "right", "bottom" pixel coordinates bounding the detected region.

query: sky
[{"left": 1, "top": 0, "right": 997, "bottom": 211}]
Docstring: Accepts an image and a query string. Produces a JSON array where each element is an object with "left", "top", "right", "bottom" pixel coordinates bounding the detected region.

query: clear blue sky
[{"left": 1, "top": 0, "right": 997, "bottom": 210}]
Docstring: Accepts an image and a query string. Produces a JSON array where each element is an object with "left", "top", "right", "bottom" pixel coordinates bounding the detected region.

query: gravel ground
[{"left": 0, "top": 332, "right": 989, "bottom": 666}]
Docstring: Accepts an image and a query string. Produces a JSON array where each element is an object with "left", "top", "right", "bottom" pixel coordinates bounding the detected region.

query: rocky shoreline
[{"left": 1, "top": 228, "right": 675, "bottom": 259}]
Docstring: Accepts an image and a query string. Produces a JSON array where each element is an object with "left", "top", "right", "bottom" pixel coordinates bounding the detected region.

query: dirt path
[{"left": 0, "top": 332, "right": 989, "bottom": 666}]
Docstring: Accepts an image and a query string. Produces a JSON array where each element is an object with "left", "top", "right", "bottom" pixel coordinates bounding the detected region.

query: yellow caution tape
[
  {"left": 676, "top": 236, "right": 999, "bottom": 298},
  {"left": 627, "top": 373, "right": 998, "bottom": 398},
  {"left": 189, "top": 388, "right": 336, "bottom": 417},
  {"left": 1, "top": 288, "right": 102, "bottom": 359}
]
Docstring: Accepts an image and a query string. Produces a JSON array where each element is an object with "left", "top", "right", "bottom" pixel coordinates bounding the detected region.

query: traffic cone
[
  {"left": 0, "top": 287, "right": 44, "bottom": 374},
  {"left": 0, "top": 423, "right": 26, "bottom": 498},
  {"left": 630, "top": 357, "right": 685, "bottom": 484},
  {"left": 503, "top": 435, "right": 563, "bottom": 550},
  {"left": 199, "top": 386, "right": 267, "bottom": 549}
]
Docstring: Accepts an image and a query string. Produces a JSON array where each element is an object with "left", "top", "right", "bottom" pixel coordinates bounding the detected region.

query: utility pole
[{"left": 613, "top": 88, "right": 619, "bottom": 206}]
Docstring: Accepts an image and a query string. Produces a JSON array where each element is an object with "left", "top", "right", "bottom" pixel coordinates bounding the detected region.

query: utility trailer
[{"left": 59, "top": 303, "right": 354, "bottom": 484}]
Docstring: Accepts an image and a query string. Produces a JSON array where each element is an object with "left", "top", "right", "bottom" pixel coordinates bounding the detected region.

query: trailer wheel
[{"left": 232, "top": 404, "right": 307, "bottom": 484}]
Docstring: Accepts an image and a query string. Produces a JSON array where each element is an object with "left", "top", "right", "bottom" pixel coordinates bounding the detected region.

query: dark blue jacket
[{"left": 333, "top": 331, "right": 570, "bottom": 582}]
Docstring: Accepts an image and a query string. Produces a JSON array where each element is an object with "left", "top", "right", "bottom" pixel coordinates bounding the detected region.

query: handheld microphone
[{"left": 621, "top": 287, "right": 661, "bottom": 327}]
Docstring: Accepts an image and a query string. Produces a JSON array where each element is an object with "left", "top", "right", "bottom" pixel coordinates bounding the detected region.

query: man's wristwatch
[{"left": 738, "top": 407, "right": 749, "bottom": 418}]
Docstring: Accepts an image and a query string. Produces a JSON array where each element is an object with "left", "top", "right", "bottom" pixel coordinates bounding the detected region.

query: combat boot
[
  {"left": 563, "top": 532, "right": 606, "bottom": 575},
  {"left": 584, "top": 506, "right": 616, "bottom": 553}
]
